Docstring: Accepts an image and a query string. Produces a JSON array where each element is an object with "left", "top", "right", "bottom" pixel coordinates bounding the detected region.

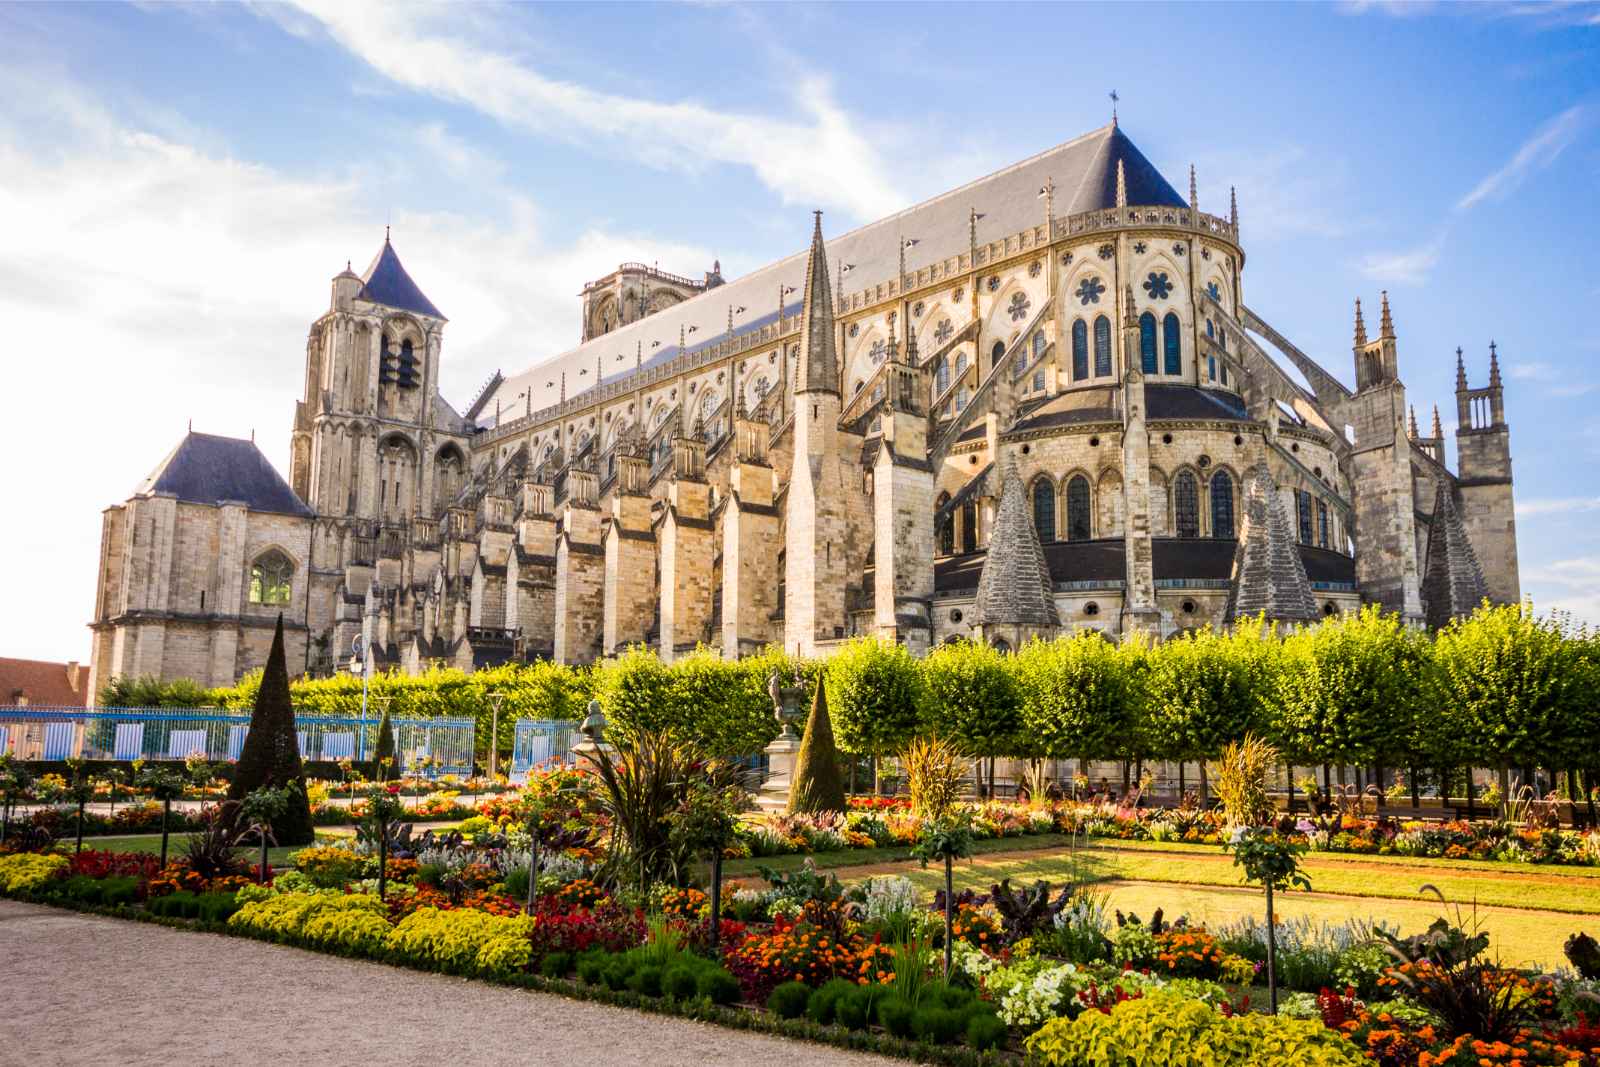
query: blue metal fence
[
  {"left": 509, "top": 719, "right": 578, "bottom": 782},
  {"left": 0, "top": 706, "right": 475, "bottom": 778}
]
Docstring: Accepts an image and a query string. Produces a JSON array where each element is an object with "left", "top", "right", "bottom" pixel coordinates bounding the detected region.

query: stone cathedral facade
[{"left": 87, "top": 122, "right": 1520, "bottom": 692}]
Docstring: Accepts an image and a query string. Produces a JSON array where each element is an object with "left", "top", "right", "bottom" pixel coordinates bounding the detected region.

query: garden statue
[{"left": 759, "top": 671, "right": 808, "bottom": 808}]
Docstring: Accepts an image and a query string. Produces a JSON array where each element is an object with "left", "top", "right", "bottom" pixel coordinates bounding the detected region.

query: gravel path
[{"left": 0, "top": 900, "right": 900, "bottom": 1067}]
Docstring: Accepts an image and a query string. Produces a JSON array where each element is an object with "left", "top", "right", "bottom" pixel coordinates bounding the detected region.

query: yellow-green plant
[
  {"left": 901, "top": 735, "right": 965, "bottom": 821},
  {"left": 385, "top": 906, "right": 535, "bottom": 977},
  {"left": 0, "top": 852, "right": 67, "bottom": 894},
  {"left": 1025, "top": 990, "right": 1364, "bottom": 1066},
  {"left": 1214, "top": 733, "right": 1279, "bottom": 828}
]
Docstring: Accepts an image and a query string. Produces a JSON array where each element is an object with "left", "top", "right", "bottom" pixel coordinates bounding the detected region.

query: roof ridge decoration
[
  {"left": 796, "top": 211, "right": 841, "bottom": 396},
  {"left": 1224, "top": 463, "right": 1319, "bottom": 624},
  {"left": 1421, "top": 476, "right": 1489, "bottom": 631},
  {"left": 357, "top": 235, "right": 445, "bottom": 320},
  {"left": 973, "top": 453, "right": 1060, "bottom": 629}
]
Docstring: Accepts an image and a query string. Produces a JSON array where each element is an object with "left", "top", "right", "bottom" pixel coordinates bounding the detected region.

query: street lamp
[{"left": 487, "top": 691, "right": 505, "bottom": 780}]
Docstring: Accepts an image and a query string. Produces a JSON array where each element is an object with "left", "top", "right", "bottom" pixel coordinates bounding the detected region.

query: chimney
[{"left": 67, "top": 660, "right": 81, "bottom": 695}]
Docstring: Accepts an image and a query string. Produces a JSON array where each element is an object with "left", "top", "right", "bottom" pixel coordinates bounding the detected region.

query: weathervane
[{"left": 1109, "top": 89, "right": 1119, "bottom": 126}]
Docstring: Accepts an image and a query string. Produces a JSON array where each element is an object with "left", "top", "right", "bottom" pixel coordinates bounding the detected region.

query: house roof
[
  {"left": 483, "top": 123, "right": 1185, "bottom": 424},
  {"left": 135, "top": 432, "right": 313, "bottom": 516},
  {"left": 0, "top": 657, "right": 89, "bottom": 707},
  {"left": 358, "top": 237, "right": 445, "bottom": 320}
]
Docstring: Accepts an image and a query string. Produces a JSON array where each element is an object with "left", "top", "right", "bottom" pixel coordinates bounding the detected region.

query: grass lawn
[
  {"left": 75, "top": 832, "right": 347, "bottom": 868},
  {"left": 724, "top": 835, "right": 1600, "bottom": 971}
]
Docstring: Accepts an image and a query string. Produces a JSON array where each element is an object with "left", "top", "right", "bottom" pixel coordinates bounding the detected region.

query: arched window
[
  {"left": 955, "top": 352, "right": 968, "bottom": 376},
  {"left": 1093, "top": 316, "right": 1112, "bottom": 377},
  {"left": 1208, "top": 355, "right": 1216, "bottom": 381},
  {"left": 1317, "top": 500, "right": 1330, "bottom": 548},
  {"left": 1163, "top": 313, "right": 1182, "bottom": 375},
  {"left": 1139, "top": 312, "right": 1157, "bottom": 374},
  {"left": 1210, "top": 471, "right": 1235, "bottom": 539},
  {"left": 935, "top": 357, "right": 949, "bottom": 396},
  {"left": 1174, "top": 471, "right": 1200, "bottom": 538},
  {"left": 991, "top": 637, "right": 1011, "bottom": 654},
  {"left": 1032, "top": 332, "right": 1047, "bottom": 359},
  {"left": 991, "top": 340, "right": 1006, "bottom": 366},
  {"left": 1071, "top": 319, "right": 1088, "bottom": 380},
  {"left": 249, "top": 551, "right": 293, "bottom": 606},
  {"left": 936, "top": 493, "right": 954, "bottom": 555},
  {"left": 955, "top": 386, "right": 969, "bottom": 412},
  {"left": 960, "top": 499, "right": 977, "bottom": 554},
  {"left": 1066, "top": 475, "right": 1092, "bottom": 540},
  {"left": 1032, "top": 369, "right": 1045, "bottom": 392},
  {"left": 1297, "top": 490, "right": 1315, "bottom": 544},
  {"left": 1032, "top": 478, "right": 1056, "bottom": 543}
]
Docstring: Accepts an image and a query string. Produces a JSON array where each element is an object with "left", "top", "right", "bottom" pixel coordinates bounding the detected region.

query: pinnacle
[
  {"left": 1379, "top": 290, "right": 1395, "bottom": 339},
  {"left": 1354, "top": 299, "right": 1368, "bottom": 347}
]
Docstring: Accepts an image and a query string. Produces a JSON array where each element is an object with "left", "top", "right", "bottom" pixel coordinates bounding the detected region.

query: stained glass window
[
  {"left": 1174, "top": 472, "right": 1200, "bottom": 538},
  {"left": 1072, "top": 319, "right": 1088, "bottom": 380},
  {"left": 1163, "top": 313, "right": 1182, "bottom": 375},
  {"left": 1094, "top": 316, "right": 1112, "bottom": 377},
  {"left": 1298, "top": 491, "right": 1315, "bottom": 544},
  {"left": 936, "top": 358, "right": 949, "bottom": 396},
  {"left": 1033, "top": 479, "right": 1056, "bottom": 543},
  {"left": 249, "top": 552, "right": 293, "bottom": 605},
  {"left": 1033, "top": 369, "right": 1045, "bottom": 392},
  {"left": 1067, "top": 475, "right": 1092, "bottom": 540},
  {"left": 1076, "top": 277, "right": 1105, "bottom": 305},
  {"left": 1143, "top": 272, "right": 1173, "bottom": 300},
  {"left": 1317, "top": 500, "right": 1329, "bottom": 548},
  {"left": 1211, "top": 471, "right": 1234, "bottom": 539},
  {"left": 1139, "top": 312, "right": 1157, "bottom": 374},
  {"left": 961, "top": 500, "right": 977, "bottom": 554}
]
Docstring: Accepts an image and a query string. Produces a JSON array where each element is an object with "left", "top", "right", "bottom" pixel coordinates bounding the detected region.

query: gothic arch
[
  {"left": 1205, "top": 464, "right": 1240, "bottom": 539},
  {"left": 1096, "top": 468, "right": 1124, "bottom": 539},
  {"left": 1169, "top": 465, "right": 1202, "bottom": 538},
  {"left": 1061, "top": 469, "right": 1095, "bottom": 540}
]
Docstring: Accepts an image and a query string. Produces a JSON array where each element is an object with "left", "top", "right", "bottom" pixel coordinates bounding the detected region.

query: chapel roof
[
  {"left": 135, "top": 432, "right": 314, "bottom": 517},
  {"left": 483, "top": 123, "right": 1185, "bottom": 425},
  {"left": 358, "top": 236, "right": 445, "bottom": 320}
]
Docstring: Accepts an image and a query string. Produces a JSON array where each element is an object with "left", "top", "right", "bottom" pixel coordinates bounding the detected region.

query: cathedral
[{"left": 86, "top": 122, "right": 1520, "bottom": 693}]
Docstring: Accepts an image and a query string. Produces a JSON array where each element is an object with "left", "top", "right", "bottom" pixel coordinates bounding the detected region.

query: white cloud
[
  {"left": 1522, "top": 555, "right": 1600, "bottom": 630},
  {"left": 1516, "top": 497, "right": 1600, "bottom": 518},
  {"left": 1190, "top": 144, "right": 1352, "bottom": 242},
  {"left": 0, "top": 72, "right": 710, "bottom": 662},
  {"left": 1456, "top": 106, "right": 1587, "bottom": 212},
  {"left": 1359, "top": 232, "right": 1446, "bottom": 285},
  {"left": 276, "top": 1, "right": 905, "bottom": 221}
]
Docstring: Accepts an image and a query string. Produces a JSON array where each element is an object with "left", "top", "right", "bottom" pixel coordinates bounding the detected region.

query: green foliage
[
  {"left": 1014, "top": 632, "right": 1142, "bottom": 762},
  {"left": 768, "top": 980, "right": 813, "bottom": 1019},
  {"left": 1143, "top": 625, "right": 1274, "bottom": 765},
  {"left": 1214, "top": 735, "right": 1279, "bottom": 828},
  {"left": 226, "top": 617, "right": 314, "bottom": 845},
  {"left": 806, "top": 977, "right": 858, "bottom": 1024},
  {"left": 912, "top": 812, "right": 977, "bottom": 867},
  {"left": 696, "top": 966, "right": 741, "bottom": 1005},
  {"left": 596, "top": 646, "right": 788, "bottom": 756},
  {"left": 789, "top": 676, "right": 846, "bottom": 814},
  {"left": 835, "top": 985, "right": 877, "bottom": 1030},
  {"left": 923, "top": 640, "right": 1022, "bottom": 759},
  {"left": 966, "top": 1012, "right": 1008, "bottom": 1051},
  {"left": 877, "top": 994, "right": 915, "bottom": 1038},
  {"left": 1225, "top": 826, "right": 1312, "bottom": 893},
  {"left": 374, "top": 705, "right": 398, "bottom": 780},
  {"left": 902, "top": 735, "right": 966, "bottom": 821},
  {"left": 824, "top": 637, "right": 927, "bottom": 756}
]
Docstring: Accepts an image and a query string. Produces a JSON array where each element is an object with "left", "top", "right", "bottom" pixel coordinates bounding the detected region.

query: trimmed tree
[
  {"left": 923, "top": 639, "right": 1022, "bottom": 797},
  {"left": 789, "top": 673, "right": 846, "bottom": 814},
  {"left": 825, "top": 636, "right": 927, "bottom": 790},
  {"left": 374, "top": 704, "right": 399, "bottom": 781},
  {"left": 226, "top": 615, "right": 314, "bottom": 845}
]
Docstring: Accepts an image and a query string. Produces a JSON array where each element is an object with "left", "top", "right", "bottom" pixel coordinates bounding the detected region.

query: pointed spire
[
  {"left": 1488, "top": 340, "right": 1502, "bottom": 387},
  {"left": 636, "top": 339, "right": 642, "bottom": 370},
  {"left": 1379, "top": 290, "right": 1395, "bottom": 340},
  {"left": 796, "top": 211, "right": 841, "bottom": 396},
  {"left": 1229, "top": 185, "right": 1238, "bottom": 231},
  {"left": 973, "top": 452, "right": 1060, "bottom": 632},
  {"left": 1421, "top": 477, "right": 1489, "bottom": 632},
  {"left": 736, "top": 380, "right": 748, "bottom": 419},
  {"left": 727, "top": 304, "right": 735, "bottom": 341},
  {"left": 1354, "top": 299, "right": 1368, "bottom": 348},
  {"left": 596, "top": 352, "right": 602, "bottom": 387},
  {"left": 1225, "top": 464, "right": 1319, "bottom": 624},
  {"left": 1431, "top": 404, "right": 1443, "bottom": 440},
  {"left": 559, "top": 372, "right": 566, "bottom": 404},
  {"left": 679, "top": 323, "right": 686, "bottom": 355},
  {"left": 1124, "top": 283, "right": 1138, "bottom": 330},
  {"left": 1189, "top": 164, "right": 1198, "bottom": 212},
  {"left": 1115, "top": 159, "right": 1128, "bottom": 208},
  {"left": 1408, "top": 405, "right": 1419, "bottom": 440},
  {"left": 1455, "top": 346, "right": 1467, "bottom": 390}
]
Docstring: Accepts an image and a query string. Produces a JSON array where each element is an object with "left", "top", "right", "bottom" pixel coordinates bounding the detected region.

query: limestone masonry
[{"left": 87, "top": 122, "right": 1519, "bottom": 691}]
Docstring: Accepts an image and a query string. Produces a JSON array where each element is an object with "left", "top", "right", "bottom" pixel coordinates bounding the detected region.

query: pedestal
[{"left": 757, "top": 736, "right": 802, "bottom": 811}]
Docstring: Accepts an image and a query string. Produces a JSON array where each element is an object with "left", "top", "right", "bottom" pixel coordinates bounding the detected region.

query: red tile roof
[{"left": 0, "top": 657, "right": 90, "bottom": 708}]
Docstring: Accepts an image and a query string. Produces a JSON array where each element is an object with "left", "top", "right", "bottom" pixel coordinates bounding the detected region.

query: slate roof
[
  {"left": 358, "top": 237, "right": 445, "bottom": 320},
  {"left": 135, "top": 432, "right": 314, "bottom": 516},
  {"left": 973, "top": 455, "right": 1060, "bottom": 627},
  {"left": 1421, "top": 477, "right": 1489, "bottom": 631},
  {"left": 1010, "top": 387, "right": 1121, "bottom": 432},
  {"left": 1225, "top": 463, "right": 1319, "bottom": 623},
  {"left": 484, "top": 123, "right": 1185, "bottom": 424},
  {"left": 1145, "top": 384, "right": 1250, "bottom": 422}
]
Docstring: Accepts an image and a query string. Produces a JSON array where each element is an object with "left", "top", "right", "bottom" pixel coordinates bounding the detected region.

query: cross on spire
[{"left": 1109, "top": 89, "right": 1119, "bottom": 126}]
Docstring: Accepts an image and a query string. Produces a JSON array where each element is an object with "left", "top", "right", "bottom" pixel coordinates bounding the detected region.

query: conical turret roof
[
  {"left": 358, "top": 234, "right": 445, "bottom": 320},
  {"left": 1421, "top": 477, "right": 1489, "bottom": 631},
  {"left": 974, "top": 454, "right": 1060, "bottom": 629},
  {"left": 1225, "top": 464, "right": 1319, "bottom": 624},
  {"left": 796, "top": 211, "right": 840, "bottom": 395}
]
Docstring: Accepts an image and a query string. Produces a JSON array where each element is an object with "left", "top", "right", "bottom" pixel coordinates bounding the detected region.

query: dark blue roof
[
  {"left": 358, "top": 238, "right": 445, "bottom": 320},
  {"left": 1074, "top": 126, "right": 1186, "bottom": 212},
  {"left": 1146, "top": 384, "right": 1250, "bottom": 421},
  {"left": 136, "top": 432, "right": 313, "bottom": 516}
]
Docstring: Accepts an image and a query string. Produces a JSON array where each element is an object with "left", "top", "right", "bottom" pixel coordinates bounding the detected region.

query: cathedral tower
[{"left": 1454, "top": 344, "right": 1520, "bottom": 604}]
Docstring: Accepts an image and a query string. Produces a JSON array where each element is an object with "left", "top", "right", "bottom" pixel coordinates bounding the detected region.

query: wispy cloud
[
  {"left": 273, "top": 1, "right": 904, "bottom": 221},
  {"left": 1456, "top": 106, "right": 1587, "bottom": 212},
  {"left": 1503, "top": 360, "right": 1595, "bottom": 396},
  {"left": 1191, "top": 144, "right": 1354, "bottom": 242},
  {"left": 1516, "top": 497, "right": 1600, "bottom": 518},
  {"left": 1522, "top": 554, "right": 1600, "bottom": 629},
  {"left": 1359, "top": 232, "right": 1446, "bottom": 284}
]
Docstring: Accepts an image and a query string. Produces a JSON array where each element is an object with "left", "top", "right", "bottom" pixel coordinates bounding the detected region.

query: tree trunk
[
  {"left": 1499, "top": 766, "right": 1511, "bottom": 813},
  {"left": 873, "top": 756, "right": 881, "bottom": 797},
  {"left": 943, "top": 855, "right": 954, "bottom": 980},
  {"left": 1465, "top": 770, "right": 1475, "bottom": 821},
  {"left": 1121, "top": 761, "right": 1131, "bottom": 797},
  {"left": 1178, "top": 762, "right": 1186, "bottom": 805},
  {"left": 75, "top": 800, "right": 85, "bottom": 854},
  {"left": 1266, "top": 880, "right": 1279, "bottom": 1015},
  {"left": 710, "top": 851, "right": 724, "bottom": 959},
  {"left": 1198, "top": 763, "right": 1209, "bottom": 806},
  {"left": 1286, "top": 764, "right": 1296, "bottom": 816},
  {"left": 378, "top": 828, "right": 388, "bottom": 901},
  {"left": 1322, "top": 763, "right": 1331, "bottom": 803},
  {"left": 1410, "top": 766, "right": 1420, "bottom": 810},
  {"left": 160, "top": 797, "right": 171, "bottom": 867}
]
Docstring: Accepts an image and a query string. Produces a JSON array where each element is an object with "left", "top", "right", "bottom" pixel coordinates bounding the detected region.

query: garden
[{"left": 4, "top": 603, "right": 1600, "bottom": 1065}]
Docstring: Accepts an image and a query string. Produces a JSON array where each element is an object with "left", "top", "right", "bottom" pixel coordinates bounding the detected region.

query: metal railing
[
  {"left": 0, "top": 706, "right": 475, "bottom": 777},
  {"left": 509, "top": 719, "right": 579, "bottom": 782}
]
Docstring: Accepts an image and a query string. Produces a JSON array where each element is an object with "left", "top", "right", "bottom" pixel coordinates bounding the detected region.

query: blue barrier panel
[
  {"left": 0, "top": 706, "right": 475, "bottom": 778},
  {"left": 510, "top": 719, "right": 577, "bottom": 782}
]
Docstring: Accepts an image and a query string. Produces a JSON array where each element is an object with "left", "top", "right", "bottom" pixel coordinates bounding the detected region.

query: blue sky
[{"left": 2, "top": 1, "right": 1597, "bottom": 663}]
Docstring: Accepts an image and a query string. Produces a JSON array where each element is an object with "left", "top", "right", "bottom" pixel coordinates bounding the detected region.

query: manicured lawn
[{"left": 75, "top": 833, "right": 337, "bottom": 868}]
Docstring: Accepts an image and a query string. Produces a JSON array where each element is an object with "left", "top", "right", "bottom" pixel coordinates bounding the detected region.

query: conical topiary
[
  {"left": 788, "top": 672, "right": 846, "bottom": 814},
  {"left": 227, "top": 615, "right": 314, "bottom": 845},
  {"left": 373, "top": 704, "right": 400, "bottom": 781}
]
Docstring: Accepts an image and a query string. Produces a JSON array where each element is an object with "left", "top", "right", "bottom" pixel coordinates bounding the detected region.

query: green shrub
[
  {"left": 834, "top": 986, "right": 876, "bottom": 1030},
  {"left": 878, "top": 995, "right": 914, "bottom": 1038},
  {"left": 196, "top": 892, "right": 241, "bottom": 923},
  {"left": 767, "top": 980, "right": 813, "bottom": 1019},
  {"left": 789, "top": 677, "right": 846, "bottom": 814},
  {"left": 696, "top": 967, "right": 740, "bottom": 1005},
  {"left": 912, "top": 1006, "right": 964, "bottom": 1044},
  {"left": 663, "top": 964, "right": 701, "bottom": 1000},
  {"left": 577, "top": 951, "right": 608, "bottom": 986},
  {"left": 967, "top": 1012, "right": 1008, "bottom": 1051},
  {"left": 602, "top": 957, "right": 634, "bottom": 991},
  {"left": 539, "top": 951, "right": 572, "bottom": 978},
  {"left": 150, "top": 891, "right": 199, "bottom": 918},
  {"left": 805, "top": 977, "right": 857, "bottom": 1025},
  {"left": 502, "top": 867, "right": 530, "bottom": 901},
  {"left": 628, "top": 965, "right": 664, "bottom": 997}
]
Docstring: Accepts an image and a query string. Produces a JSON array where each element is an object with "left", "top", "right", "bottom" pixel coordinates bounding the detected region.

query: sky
[{"left": 1, "top": 0, "right": 1598, "bottom": 664}]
